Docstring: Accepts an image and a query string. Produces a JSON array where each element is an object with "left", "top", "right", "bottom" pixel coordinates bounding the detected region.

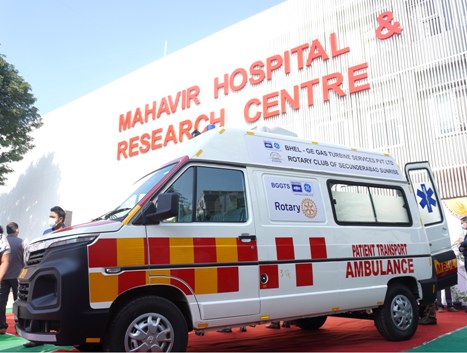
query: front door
[{"left": 145, "top": 164, "right": 259, "bottom": 320}]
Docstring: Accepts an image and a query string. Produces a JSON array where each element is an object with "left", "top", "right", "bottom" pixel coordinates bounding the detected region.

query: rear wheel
[
  {"left": 104, "top": 296, "right": 188, "bottom": 352},
  {"left": 295, "top": 316, "right": 327, "bottom": 330},
  {"left": 374, "top": 284, "right": 418, "bottom": 341}
]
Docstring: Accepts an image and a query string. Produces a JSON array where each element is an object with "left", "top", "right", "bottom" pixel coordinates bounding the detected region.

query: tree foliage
[{"left": 0, "top": 54, "right": 42, "bottom": 186}]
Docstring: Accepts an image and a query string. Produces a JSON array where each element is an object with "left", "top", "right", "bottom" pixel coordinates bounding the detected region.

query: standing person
[
  {"left": 0, "top": 226, "right": 11, "bottom": 334},
  {"left": 420, "top": 254, "right": 439, "bottom": 325},
  {"left": 459, "top": 216, "right": 467, "bottom": 273},
  {"left": 459, "top": 215, "right": 467, "bottom": 313},
  {"left": 24, "top": 206, "right": 66, "bottom": 347},
  {"left": 44, "top": 206, "right": 66, "bottom": 235},
  {"left": 436, "top": 287, "right": 458, "bottom": 312},
  {"left": 0, "top": 222, "right": 26, "bottom": 334},
  {"left": 266, "top": 321, "right": 291, "bottom": 329},
  {"left": 419, "top": 301, "right": 437, "bottom": 325}
]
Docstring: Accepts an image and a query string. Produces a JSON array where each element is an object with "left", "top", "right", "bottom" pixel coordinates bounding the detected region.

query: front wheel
[
  {"left": 374, "top": 284, "right": 418, "bottom": 341},
  {"left": 104, "top": 296, "right": 188, "bottom": 352}
]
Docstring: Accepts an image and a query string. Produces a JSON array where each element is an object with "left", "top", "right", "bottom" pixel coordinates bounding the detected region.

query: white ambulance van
[{"left": 14, "top": 127, "right": 457, "bottom": 352}]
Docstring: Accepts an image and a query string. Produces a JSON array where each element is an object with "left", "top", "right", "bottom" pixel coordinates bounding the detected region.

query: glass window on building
[
  {"left": 429, "top": 87, "right": 467, "bottom": 136},
  {"left": 460, "top": 0, "right": 467, "bottom": 22},
  {"left": 316, "top": 114, "right": 351, "bottom": 146},
  {"left": 416, "top": 55, "right": 467, "bottom": 137},
  {"left": 407, "top": 0, "right": 456, "bottom": 38},
  {"left": 446, "top": 0, "right": 467, "bottom": 28},
  {"left": 367, "top": 106, "right": 404, "bottom": 150}
]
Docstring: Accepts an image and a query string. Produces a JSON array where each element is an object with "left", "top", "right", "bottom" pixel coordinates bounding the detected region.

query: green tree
[{"left": 0, "top": 53, "right": 42, "bottom": 185}]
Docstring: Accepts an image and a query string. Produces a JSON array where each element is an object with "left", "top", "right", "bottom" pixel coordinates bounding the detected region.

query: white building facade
[{"left": 1, "top": 0, "right": 466, "bottom": 245}]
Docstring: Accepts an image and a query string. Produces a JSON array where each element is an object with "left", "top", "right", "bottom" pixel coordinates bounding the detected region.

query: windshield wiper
[{"left": 93, "top": 207, "right": 131, "bottom": 221}]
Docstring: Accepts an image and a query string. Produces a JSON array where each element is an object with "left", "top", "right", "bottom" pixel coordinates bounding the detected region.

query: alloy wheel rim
[
  {"left": 390, "top": 294, "right": 413, "bottom": 330},
  {"left": 124, "top": 313, "right": 174, "bottom": 352}
]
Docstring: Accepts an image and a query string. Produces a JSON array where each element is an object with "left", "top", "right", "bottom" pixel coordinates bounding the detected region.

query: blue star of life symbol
[{"left": 417, "top": 184, "right": 437, "bottom": 213}]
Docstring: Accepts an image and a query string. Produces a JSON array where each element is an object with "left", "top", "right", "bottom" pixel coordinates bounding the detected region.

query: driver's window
[
  {"left": 196, "top": 167, "right": 246, "bottom": 222},
  {"left": 162, "top": 166, "right": 247, "bottom": 223},
  {"left": 164, "top": 167, "right": 194, "bottom": 223}
]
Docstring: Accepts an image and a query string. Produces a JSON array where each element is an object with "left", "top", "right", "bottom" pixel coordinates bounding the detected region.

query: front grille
[
  {"left": 18, "top": 317, "right": 60, "bottom": 334},
  {"left": 18, "top": 283, "right": 29, "bottom": 301},
  {"left": 27, "top": 249, "right": 46, "bottom": 266}
]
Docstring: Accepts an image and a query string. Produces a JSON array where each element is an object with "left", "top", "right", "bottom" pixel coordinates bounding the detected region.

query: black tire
[
  {"left": 295, "top": 316, "right": 327, "bottom": 330},
  {"left": 374, "top": 284, "right": 418, "bottom": 341},
  {"left": 103, "top": 296, "right": 188, "bottom": 352}
]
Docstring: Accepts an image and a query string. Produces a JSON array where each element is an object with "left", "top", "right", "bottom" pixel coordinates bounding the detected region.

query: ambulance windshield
[{"left": 97, "top": 163, "right": 177, "bottom": 221}]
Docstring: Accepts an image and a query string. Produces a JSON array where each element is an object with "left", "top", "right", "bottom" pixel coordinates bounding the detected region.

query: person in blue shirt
[{"left": 43, "top": 206, "right": 66, "bottom": 235}]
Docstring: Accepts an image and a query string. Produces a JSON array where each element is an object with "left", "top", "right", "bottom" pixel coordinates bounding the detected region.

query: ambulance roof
[{"left": 182, "top": 127, "right": 405, "bottom": 182}]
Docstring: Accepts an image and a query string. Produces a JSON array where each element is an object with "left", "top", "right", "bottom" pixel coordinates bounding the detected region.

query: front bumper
[{"left": 13, "top": 242, "right": 109, "bottom": 345}]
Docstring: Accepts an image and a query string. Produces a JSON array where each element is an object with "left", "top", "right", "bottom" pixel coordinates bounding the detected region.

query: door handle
[{"left": 238, "top": 233, "right": 256, "bottom": 242}]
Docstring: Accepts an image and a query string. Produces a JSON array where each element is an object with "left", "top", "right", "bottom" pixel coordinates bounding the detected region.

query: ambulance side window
[
  {"left": 163, "top": 166, "right": 247, "bottom": 223},
  {"left": 328, "top": 181, "right": 411, "bottom": 226}
]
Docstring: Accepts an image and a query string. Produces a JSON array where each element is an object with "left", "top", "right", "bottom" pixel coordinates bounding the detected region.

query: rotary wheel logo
[{"left": 301, "top": 198, "right": 318, "bottom": 219}]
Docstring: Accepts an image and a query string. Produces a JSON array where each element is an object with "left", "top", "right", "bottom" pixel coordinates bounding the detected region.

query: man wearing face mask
[
  {"left": 24, "top": 206, "right": 66, "bottom": 347},
  {"left": 44, "top": 206, "right": 66, "bottom": 235}
]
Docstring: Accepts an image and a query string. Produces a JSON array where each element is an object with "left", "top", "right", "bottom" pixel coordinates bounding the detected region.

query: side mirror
[{"left": 144, "top": 193, "right": 180, "bottom": 224}]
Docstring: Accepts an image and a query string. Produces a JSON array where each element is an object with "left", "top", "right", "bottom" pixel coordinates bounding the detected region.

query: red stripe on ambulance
[
  {"left": 309, "top": 237, "right": 327, "bottom": 259},
  {"left": 88, "top": 238, "right": 117, "bottom": 268},
  {"left": 171, "top": 268, "right": 195, "bottom": 295},
  {"left": 296, "top": 263, "right": 313, "bottom": 286},
  {"left": 148, "top": 238, "right": 170, "bottom": 264},
  {"left": 236, "top": 238, "right": 258, "bottom": 261},
  {"left": 260, "top": 264, "right": 279, "bottom": 289},
  {"left": 275, "top": 237, "right": 295, "bottom": 260},
  {"left": 218, "top": 267, "right": 239, "bottom": 292},
  {"left": 119, "top": 270, "right": 147, "bottom": 293},
  {"left": 193, "top": 237, "right": 217, "bottom": 263}
]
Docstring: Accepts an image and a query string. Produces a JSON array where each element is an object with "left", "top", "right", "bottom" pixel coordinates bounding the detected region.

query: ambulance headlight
[{"left": 48, "top": 235, "right": 98, "bottom": 249}]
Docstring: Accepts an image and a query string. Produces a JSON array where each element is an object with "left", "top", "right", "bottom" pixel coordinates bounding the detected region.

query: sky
[{"left": 0, "top": 0, "right": 284, "bottom": 115}]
